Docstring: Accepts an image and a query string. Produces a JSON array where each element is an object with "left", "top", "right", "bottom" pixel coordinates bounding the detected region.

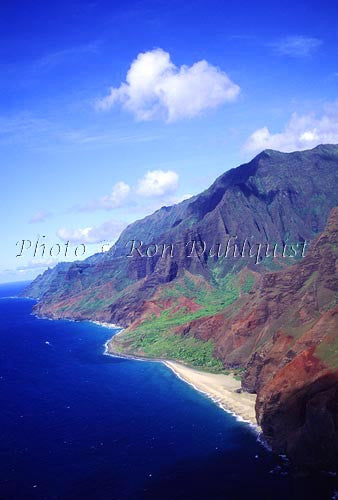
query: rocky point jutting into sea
[{"left": 22, "top": 144, "right": 338, "bottom": 473}]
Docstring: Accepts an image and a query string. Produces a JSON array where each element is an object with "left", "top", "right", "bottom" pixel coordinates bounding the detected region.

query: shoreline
[
  {"left": 164, "top": 360, "right": 259, "bottom": 430},
  {"left": 90, "top": 320, "right": 122, "bottom": 330},
  {"left": 27, "top": 315, "right": 260, "bottom": 431},
  {"left": 101, "top": 325, "right": 259, "bottom": 430}
]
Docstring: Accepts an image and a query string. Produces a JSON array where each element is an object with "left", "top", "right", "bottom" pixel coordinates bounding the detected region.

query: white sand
[
  {"left": 104, "top": 329, "right": 258, "bottom": 429},
  {"left": 164, "top": 361, "right": 259, "bottom": 428}
]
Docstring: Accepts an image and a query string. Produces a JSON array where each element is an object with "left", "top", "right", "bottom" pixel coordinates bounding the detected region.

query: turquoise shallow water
[{"left": 0, "top": 282, "right": 336, "bottom": 499}]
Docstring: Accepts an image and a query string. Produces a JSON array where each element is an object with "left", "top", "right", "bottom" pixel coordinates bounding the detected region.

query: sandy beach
[
  {"left": 164, "top": 361, "right": 259, "bottom": 428},
  {"left": 104, "top": 328, "right": 258, "bottom": 428}
]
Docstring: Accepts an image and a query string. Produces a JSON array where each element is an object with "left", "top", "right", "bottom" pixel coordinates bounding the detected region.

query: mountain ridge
[
  {"left": 24, "top": 144, "right": 338, "bottom": 323},
  {"left": 22, "top": 144, "right": 338, "bottom": 471}
]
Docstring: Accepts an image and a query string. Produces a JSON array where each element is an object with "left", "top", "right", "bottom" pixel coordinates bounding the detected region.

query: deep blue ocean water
[{"left": 0, "top": 282, "right": 336, "bottom": 500}]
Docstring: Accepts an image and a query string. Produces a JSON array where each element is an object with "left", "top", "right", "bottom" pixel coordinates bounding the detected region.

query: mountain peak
[{"left": 259, "top": 143, "right": 338, "bottom": 157}]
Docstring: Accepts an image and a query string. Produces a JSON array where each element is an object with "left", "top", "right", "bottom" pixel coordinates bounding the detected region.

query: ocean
[{"left": 0, "top": 282, "right": 336, "bottom": 500}]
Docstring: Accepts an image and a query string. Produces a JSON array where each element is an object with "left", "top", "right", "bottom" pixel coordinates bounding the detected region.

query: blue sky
[{"left": 1, "top": 0, "right": 338, "bottom": 282}]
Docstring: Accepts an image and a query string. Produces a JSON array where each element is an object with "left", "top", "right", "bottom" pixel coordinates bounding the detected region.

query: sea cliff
[{"left": 22, "top": 145, "right": 338, "bottom": 472}]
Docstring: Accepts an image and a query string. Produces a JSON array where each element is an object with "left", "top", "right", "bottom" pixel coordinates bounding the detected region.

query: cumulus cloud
[
  {"left": 80, "top": 181, "right": 131, "bottom": 211},
  {"left": 76, "top": 170, "right": 181, "bottom": 212},
  {"left": 29, "top": 210, "right": 52, "bottom": 223},
  {"left": 244, "top": 104, "right": 338, "bottom": 153},
  {"left": 272, "top": 36, "right": 322, "bottom": 57},
  {"left": 57, "top": 219, "right": 127, "bottom": 244},
  {"left": 102, "top": 181, "right": 130, "bottom": 208},
  {"left": 96, "top": 48, "right": 240, "bottom": 122},
  {"left": 136, "top": 170, "right": 179, "bottom": 197}
]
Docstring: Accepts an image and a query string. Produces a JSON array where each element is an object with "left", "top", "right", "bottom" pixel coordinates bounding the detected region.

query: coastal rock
[{"left": 22, "top": 145, "right": 338, "bottom": 472}]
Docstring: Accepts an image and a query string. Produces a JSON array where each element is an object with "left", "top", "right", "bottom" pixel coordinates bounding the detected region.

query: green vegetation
[
  {"left": 120, "top": 324, "right": 224, "bottom": 371},
  {"left": 241, "top": 272, "right": 255, "bottom": 293},
  {"left": 162, "top": 271, "right": 239, "bottom": 318},
  {"left": 329, "top": 243, "right": 338, "bottom": 254},
  {"left": 316, "top": 335, "right": 338, "bottom": 370},
  {"left": 117, "top": 269, "right": 253, "bottom": 370}
]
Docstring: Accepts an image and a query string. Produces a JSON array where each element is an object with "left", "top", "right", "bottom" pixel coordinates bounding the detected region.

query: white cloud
[
  {"left": 96, "top": 48, "right": 240, "bottom": 122},
  {"left": 57, "top": 219, "right": 127, "bottom": 244},
  {"left": 96, "top": 181, "right": 130, "bottom": 209},
  {"left": 29, "top": 210, "right": 52, "bottom": 223},
  {"left": 76, "top": 170, "right": 181, "bottom": 212},
  {"left": 136, "top": 170, "right": 179, "bottom": 197},
  {"left": 80, "top": 181, "right": 130, "bottom": 211},
  {"left": 272, "top": 36, "right": 322, "bottom": 57},
  {"left": 244, "top": 104, "right": 338, "bottom": 153}
]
